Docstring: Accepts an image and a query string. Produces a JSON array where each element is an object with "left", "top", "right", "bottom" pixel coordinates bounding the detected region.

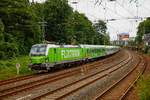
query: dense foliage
[
  {"left": 0, "top": 0, "right": 109, "bottom": 59},
  {"left": 93, "top": 20, "right": 110, "bottom": 45},
  {"left": 0, "top": 56, "right": 32, "bottom": 80},
  {"left": 137, "top": 76, "right": 150, "bottom": 100},
  {"left": 136, "top": 18, "right": 150, "bottom": 44},
  {"left": 0, "top": 0, "right": 41, "bottom": 59}
]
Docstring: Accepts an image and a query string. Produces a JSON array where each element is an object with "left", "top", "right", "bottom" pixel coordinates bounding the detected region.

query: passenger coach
[{"left": 29, "top": 44, "right": 119, "bottom": 71}]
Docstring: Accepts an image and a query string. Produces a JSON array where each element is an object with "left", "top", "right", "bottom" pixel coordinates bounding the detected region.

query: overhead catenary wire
[
  {"left": 115, "top": 1, "right": 135, "bottom": 17},
  {"left": 94, "top": 0, "right": 135, "bottom": 36},
  {"left": 136, "top": 0, "right": 150, "bottom": 18},
  {"left": 105, "top": 1, "right": 148, "bottom": 21},
  {"left": 69, "top": 0, "right": 150, "bottom": 40},
  {"left": 142, "top": 6, "right": 150, "bottom": 16},
  {"left": 100, "top": 3, "right": 128, "bottom": 20},
  {"left": 94, "top": 0, "right": 150, "bottom": 21},
  {"left": 72, "top": 0, "right": 149, "bottom": 22},
  {"left": 94, "top": 0, "right": 103, "bottom": 5}
]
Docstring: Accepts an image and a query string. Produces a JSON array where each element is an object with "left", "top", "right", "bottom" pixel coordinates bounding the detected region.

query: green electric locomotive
[{"left": 29, "top": 44, "right": 119, "bottom": 71}]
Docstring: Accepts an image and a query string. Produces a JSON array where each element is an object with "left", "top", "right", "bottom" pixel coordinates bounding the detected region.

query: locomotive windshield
[{"left": 30, "top": 45, "right": 47, "bottom": 56}]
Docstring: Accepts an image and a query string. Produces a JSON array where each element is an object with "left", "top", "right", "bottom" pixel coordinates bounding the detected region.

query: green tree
[
  {"left": 0, "top": 0, "right": 41, "bottom": 59},
  {"left": 72, "top": 12, "right": 93, "bottom": 44},
  {"left": 34, "top": 0, "right": 106, "bottom": 45},
  {"left": 93, "top": 20, "right": 109, "bottom": 44},
  {"left": 94, "top": 20, "right": 107, "bottom": 34},
  {"left": 0, "top": 0, "right": 109, "bottom": 59},
  {"left": 0, "top": 19, "right": 4, "bottom": 41},
  {"left": 43, "top": 0, "right": 73, "bottom": 43},
  {"left": 136, "top": 18, "right": 150, "bottom": 44},
  {"left": 103, "top": 33, "right": 110, "bottom": 45}
]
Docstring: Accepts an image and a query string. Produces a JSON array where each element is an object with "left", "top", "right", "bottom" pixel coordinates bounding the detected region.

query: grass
[
  {"left": 147, "top": 49, "right": 150, "bottom": 56},
  {"left": 137, "top": 75, "right": 150, "bottom": 100},
  {"left": 0, "top": 56, "right": 33, "bottom": 80},
  {"left": 137, "top": 50, "right": 150, "bottom": 100}
]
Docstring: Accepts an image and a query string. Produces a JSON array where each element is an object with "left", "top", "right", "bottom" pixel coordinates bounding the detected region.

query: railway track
[
  {"left": 0, "top": 50, "right": 147, "bottom": 100},
  {"left": 0, "top": 50, "right": 127, "bottom": 99},
  {"left": 0, "top": 73, "right": 49, "bottom": 86},
  {"left": 0, "top": 50, "right": 121, "bottom": 86},
  {"left": 0, "top": 51, "right": 123, "bottom": 85},
  {"left": 119, "top": 56, "right": 147, "bottom": 100},
  {"left": 32, "top": 51, "right": 132, "bottom": 100},
  {"left": 94, "top": 53, "right": 147, "bottom": 100}
]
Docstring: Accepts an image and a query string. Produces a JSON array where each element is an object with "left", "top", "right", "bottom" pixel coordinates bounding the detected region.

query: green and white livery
[{"left": 29, "top": 44, "right": 119, "bottom": 71}]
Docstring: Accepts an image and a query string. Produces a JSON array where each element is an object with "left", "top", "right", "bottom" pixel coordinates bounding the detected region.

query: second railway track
[
  {"left": 0, "top": 50, "right": 122, "bottom": 87},
  {"left": 94, "top": 53, "right": 147, "bottom": 100},
  {"left": 0, "top": 50, "right": 124, "bottom": 99},
  {"left": 0, "top": 50, "right": 126, "bottom": 99},
  {"left": 0, "top": 50, "right": 145, "bottom": 100},
  {"left": 34, "top": 50, "right": 132, "bottom": 100}
]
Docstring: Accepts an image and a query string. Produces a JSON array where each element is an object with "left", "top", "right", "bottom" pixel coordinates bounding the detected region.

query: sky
[{"left": 32, "top": 0, "right": 150, "bottom": 40}]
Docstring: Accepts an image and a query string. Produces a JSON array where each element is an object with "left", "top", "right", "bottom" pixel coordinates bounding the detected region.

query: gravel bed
[
  {"left": 59, "top": 51, "right": 138, "bottom": 100},
  {"left": 100, "top": 54, "right": 143, "bottom": 100},
  {"left": 0, "top": 50, "right": 123, "bottom": 92},
  {"left": 2, "top": 51, "right": 127, "bottom": 100},
  {"left": 124, "top": 54, "right": 150, "bottom": 100}
]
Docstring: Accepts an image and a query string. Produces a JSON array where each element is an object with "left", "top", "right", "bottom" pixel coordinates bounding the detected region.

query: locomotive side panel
[
  {"left": 54, "top": 48, "right": 83, "bottom": 64},
  {"left": 29, "top": 44, "right": 120, "bottom": 71}
]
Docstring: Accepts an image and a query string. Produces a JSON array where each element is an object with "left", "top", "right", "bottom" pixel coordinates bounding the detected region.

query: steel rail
[
  {"left": 0, "top": 74, "right": 45, "bottom": 86},
  {"left": 118, "top": 55, "right": 147, "bottom": 100},
  {"left": 94, "top": 53, "right": 142, "bottom": 100},
  {"left": 33, "top": 51, "right": 131, "bottom": 99},
  {"left": 0, "top": 50, "right": 122, "bottom": 86},
  {"left": 0, "top": 51, "right": 125, "bottom": 98}
]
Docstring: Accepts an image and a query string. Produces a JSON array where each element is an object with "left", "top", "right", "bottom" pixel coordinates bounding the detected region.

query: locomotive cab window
[{"left": 30, "top": 45, "right": 47, "bottom": 56}]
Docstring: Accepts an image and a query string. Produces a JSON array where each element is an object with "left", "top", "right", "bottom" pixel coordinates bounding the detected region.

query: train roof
[
  {"left": 32, "top": 44, "right": 119, "bottom": 48},
  {"left": 32, "top": 44, "right": 60, "bottom": 48},
  {"left": 47, "top": 44, "right": 60, "bottom": 48},
  {"left": 80, "top": 45, "right": 118, "bottom": 48},
  {"left": 79, "top": 45, "right": 103, "bottom": 48},
  {"left": 33, "top": 44, "right": 80, "bottom": 48},
  {"left": 32, "top": 44, "right": 47, "bottom": 47},
  {"left": 61, "top": 45, "right": 79, "bottom": 48}
]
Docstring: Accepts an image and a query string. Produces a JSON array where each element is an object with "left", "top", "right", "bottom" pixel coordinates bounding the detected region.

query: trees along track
[
  {"left": 0, "top": 50, "right": 127, "bottom": 99},
  {"left": 94, "top": 53, "right": 147, "bottom": 100}
]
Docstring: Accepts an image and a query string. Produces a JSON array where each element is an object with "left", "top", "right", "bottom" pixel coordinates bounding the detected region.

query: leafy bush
[
  {"left": 137, "top": 76, "right": 150, "bottom": 100},
  {"left": 0, "top": 0, "right": 109, "bottom": 60},
  {"left": 0, "top": 0, "right": 42, "bottom": 60},
  {"left": 0, "top": 42, "right": 19, "bottom": 59},
  {"left": 0, "top": 56, "right": 33, "bottom": 80},
  {"left": 143, "top": 46, "right": 150, "bottom": 56}
]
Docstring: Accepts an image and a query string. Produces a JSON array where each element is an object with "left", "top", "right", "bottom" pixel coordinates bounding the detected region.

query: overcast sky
[{"left": 33, "top": 0, "right": 150, "bottom": 40}]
